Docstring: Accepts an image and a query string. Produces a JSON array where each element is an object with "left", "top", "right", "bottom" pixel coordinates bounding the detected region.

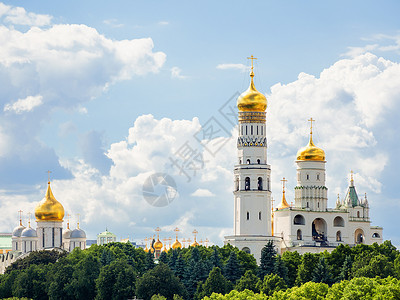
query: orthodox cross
[
  {"left": 18, "top": 210, "right": 23, "bottom": 225},
  {"left": 27, "top": 212, "right": 31, "bottom": 227},
  {"left": 271, "top": 197, "right": 275, "bottom": 211},
  {"left": 281, "top": 177, "right": 288, "bottom": 192},
  {"left": 47, "top": 170, "right": 52, "bottom": 182},
  {"left": 247, "top": 55, "right": 257, "bottom": 71},
  {"left": 308, "top": 117, "right": 315, "bottom": 135},
  {"left": 192, "top": 229, "right": 198, "bottom": 242}
]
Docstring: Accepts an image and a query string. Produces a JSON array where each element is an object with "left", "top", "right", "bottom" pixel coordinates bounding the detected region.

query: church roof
[{"left": 344, "top": 174, "right": 360, "bottom": 207}]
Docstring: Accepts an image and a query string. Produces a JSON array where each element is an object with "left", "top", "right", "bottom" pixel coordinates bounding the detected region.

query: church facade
[
  {"left": 224, "top": 57, "right": 383, "bottom": 263},
  {"left": 0, "top": 181, "right": 87, "bottom": 273}
]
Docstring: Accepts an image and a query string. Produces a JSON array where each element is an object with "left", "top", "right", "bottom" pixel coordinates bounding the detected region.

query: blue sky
[{"left": 0, "top": 1, "right": 399, "bottom": 247}]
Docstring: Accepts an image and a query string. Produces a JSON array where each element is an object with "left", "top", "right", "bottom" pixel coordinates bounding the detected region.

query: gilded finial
[
  {"left": 277, "top": 178, "right": 290, "bottom": 210},
  {"left": 77, "top": 213, "right": 80, "bottom": 229},
  {"left": 66, "top": 213, "right": 70, "bottom": 229},
  {"left": 350, "top": 170, "right": 354, "bottom": 185},
  {"left": 18, "top": 210, "right": 23, "bottom": 226},
  {"left": 47, "top": 170, "right": 52, "bottom": 184},
  {"left": 27, "top": 212, "right": 31, "bottom": 227},
  {"left": 192, "top": 229, "right": 198, "bottom": 242},
  {"left": 308, "top": 117, "right": 315, "bottom": 144},
  {"left": 247, "top": 55, "right": 257, "bottom": 78}
]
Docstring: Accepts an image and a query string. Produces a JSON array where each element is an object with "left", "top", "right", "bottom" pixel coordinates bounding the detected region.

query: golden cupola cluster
[
  {"left": 296, "top": 118, "right": 325, "bottom": 161},
  {"left": 237, "top": 55, "right": 267, "bottom": 112},
  {"left": 35, "top": 181, "right": 65, "bottom": 221}
]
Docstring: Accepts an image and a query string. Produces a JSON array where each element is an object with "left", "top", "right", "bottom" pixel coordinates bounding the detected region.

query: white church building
[
  {"left": 224, "top": 57, "right": 383, "bottom": 262},
  {"left": 0, "top": 181, "right": 87, "bottom": 273}
]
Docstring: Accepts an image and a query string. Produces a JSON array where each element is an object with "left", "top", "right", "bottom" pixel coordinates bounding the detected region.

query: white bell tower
[{"left": 225, "top": 56, "right": 276, "bottom": 263}]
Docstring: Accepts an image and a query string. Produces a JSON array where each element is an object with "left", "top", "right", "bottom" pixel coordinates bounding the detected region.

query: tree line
[{"left": 0, "top": 240, "right": 399, "bottom": 299}]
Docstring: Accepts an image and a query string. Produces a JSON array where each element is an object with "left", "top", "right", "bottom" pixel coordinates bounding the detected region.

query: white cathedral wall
[{"left": 36, "top": 221, "right": 63, "bottom": 249}]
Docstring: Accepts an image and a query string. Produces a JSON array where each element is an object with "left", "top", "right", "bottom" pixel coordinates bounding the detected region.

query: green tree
[
  {"left": 352, "top": 253, "right": 394, "bottom": 278},
  {"left": 339, "top": 255, "right": 352, "bottom": 281},
  {"left": 96, "top": 259, "right": 136, "bottom": 300},
  {"left": 258, "top": 241, "right": 276, "bottom": 279},
  {"left": 159, "top": 251, "right": 168, "bottom": 264},
  {"left": 5, "top": 250, "right": 67, "bottom": 273},
  {"left": 327, "top": 244, "right": 352, "bottom": 281},
  {"left": 145, "top": 250, "right": 155, "bottom": 271},
  {"left": 174, "top": 254, "right": 186, "bottom": 279},
  {"left": 223, "top": 251, "right": 242, "bottom": 283},
  {"left": 184, "top": 248, "right": 208, "bottom": 298},
  {"left": 271, "top": 281, "right": 329, "bottom": 299},
  {"left": 204, "top": 289, "right": 268, "bottom": 300},
  {"left": 0, "top": 270, "right": 18, "bottom": 298},
  {"left": 67, "top": 254, "right": 100, "bottom": 300},
  {"left": 235, "top": 270, "right": 260, "bottom": 293},
  {"left": 274, "top": 255, "right": 288, "bottom": 284},
  {"left": 151, "top": 295, "right": 167, "bottom": 300},
  {"left": 47, "top": 258, "right": 75, "bottom": 300},
  {"left": 168, "top": 249, "right": 179, "bottom": 272},
  {"left": 237, "top": 249, "right": 258, "bottom": 274},
  {"left": 12, "top": 265, "right": 48, "bottom": 300},
  {"left": 281, "top": 251, "right": 301, "bottom": 287},
  {"left": 100, "top": 248, "right": 116, "bottom": 266},
  {"left": 256, "top": 274, "right": 287, "bottom": 296},
  {"left": 295, "top": 252, "right": 318, "bottom": 285},
  {"left": 208, "top": 247, "right": 222, "bottom": 270},
  {"left": 195, "top": 267, "right": 231, "bottom": 300},
  {"left": 136, "top": 263, "right": 186, "bottom": 300},
  {"left": 312, "top": 257, "right": 333, "bottom": 284}
]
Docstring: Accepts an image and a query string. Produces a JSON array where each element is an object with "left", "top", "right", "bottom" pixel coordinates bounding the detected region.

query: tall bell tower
[{"left": 225, "top": 56, "right": 274, "bottom": 263}]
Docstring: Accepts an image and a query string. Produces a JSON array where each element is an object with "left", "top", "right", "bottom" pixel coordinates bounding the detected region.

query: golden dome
[
  {"left": 154, "top": 238, "right": 163, "bottom": 250},
  {"left": 172, "top": 239, "right": 182, "bottom": 249},
  {"left": 277, "top": 190, "right": 290, "bottom": 210},
  {"left": 191, "top": 240, "right": 199, "bottom": 247},
  {"left": 237, "top": 69, "right": 267, "bottom": 112},
  {"left": 35, "top": 182, "right": 64, "bottom": 221},
  {"left": 296, "top": 133, "right": 325, "bottom": 161}
]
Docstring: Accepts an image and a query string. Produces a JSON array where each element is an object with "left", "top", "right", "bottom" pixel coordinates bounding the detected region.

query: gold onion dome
[
  {"left": 237, "top": 62, "right": 267, "bottom": 112},
  {"left": 35, "top": 181, "right": 65, "bottom": 221},
  {"left": 172, "top": 239, "right": 182, "bottom": 249},
  {"left": 154, "top": 238, "right": 163, "bottom": 250},
  {"left": 191, "top": 240, "right": 199, "bottom": 247},
  {"left": 296, "top": 133, "right": 325, "bottom": 161}
]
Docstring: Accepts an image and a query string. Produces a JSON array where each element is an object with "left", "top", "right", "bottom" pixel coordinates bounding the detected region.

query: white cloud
[
  {"left": 1, "top": 52, "right": 399, "bottom": 246},
  {"left": 217, "top": 63, "right": 249, "bottom": 72},
  {"left": 103, "top": 19, "right": 123, "bottom": 28},
  {"left": 158, "top": 21, "right": 169, "bottom": 26},
  {"left": 191, "top": 188, "right": 215, "bottom": 197},
  {"left": 171, "top": 66, "right": 187, "bottom": 79},
  {"left": 0, "top": 3, "right": 167, "bottom": 186},
  {"left": 4, "top": 95, "right": 43, "bottom": 114},
  {"left": 343, "top": 33, "right": 400, "bottom": 57},
  {"left": 0, "top": 3, "right": 52, "bottom": 26}
]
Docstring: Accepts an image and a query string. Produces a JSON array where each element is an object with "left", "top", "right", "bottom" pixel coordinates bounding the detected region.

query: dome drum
[{"left": 238, "top": 111, "right": 266, "bottom": 123}]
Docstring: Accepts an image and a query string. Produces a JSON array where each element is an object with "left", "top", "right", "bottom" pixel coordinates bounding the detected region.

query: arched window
[
  {"left": 257, "top": 159, "right": 260, "bottom": 164},
  {"left": 246, "top": 126, "right": 248, "bottom": 135},
  {"left": 336, "top": 231, "right": 342, "bottom": 241},
  {"left": 242, "top": 247, "right": 251, "bottom": 254},
  {"left": 372, "top": 233, "right": 380, "bottom": 238},
  {"left": 334, "top": 216, "right": 345, "bottom": 227},
  {"left": 267, "top": 178, "right": 270, "bottom": 191},
  {"left": 251, "top": 125, "right": 253, "bottom": 135},
  {"left": 245, "top": 177, "right": 250, "bottom": 190},
  {"left": 246, "top": 212, "right": 249, "bottom": 220},
  {"left": 247, "top": 159, "right": 250, "bottom": 164},
  {"left": 297, "top": 229, "right": 302, "bottom": 240},
  {"left": 294, "top": 214, "right": 305, "bottom": 225},
  {"left": 259, "top": 211, "right": 262, "bottom": 220},
  {"left": 318, "top": 202, "right": 320, "bottom": 208},
  {"left": 307, "top": 202, "right": 309, "bottom": 208},
  {"left": 235, "top": 177, "right": 239, "bottom": 191},
  {"left": 239, "top": 159, "right": 241, "bottom": 164},
  {"left": 306, "top": 174, "right": 310, "bottom": 180},
  {"left": 357, "top": 211, "right": 360, "bottom": 218},
  {"left": 317, "top": 173, "right": 320, "bottom": 180},
  {"left": 261, "top": 126, "right": 263, "bottom": 135},
  {"left": 258, "top": 177, "right": 263, "bottom": 190},
  {"left": 257, "top": 126, "right": 258, "bottom": 135}
]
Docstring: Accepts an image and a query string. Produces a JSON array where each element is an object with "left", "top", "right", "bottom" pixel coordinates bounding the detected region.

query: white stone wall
[{"left": 36, "top": 221, "right": 63, "bottom": 249}]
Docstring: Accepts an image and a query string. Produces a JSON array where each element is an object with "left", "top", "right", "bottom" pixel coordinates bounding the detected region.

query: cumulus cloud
[
  {"left": 1, "top": 51, "right": 399, "bottom": 246},
  {"left": 171, "top": 66, "right": 187, "bottom": 79},
  {"left": 217, "top": 63, "right": 249, "bottom": 72},
  {"left": 343, "top": 33, "right": 400, "bottom": 57},
  {"left": 0, "top": 3, "right": 52, "bottom": 27},
  {"left": 0, "top": 3, "right": 166, "bottom": 187},
  {"left": 4, "top": 95, "right": 43, "bottom": 114},
  {"left": 191, "top": 188, "right": 215, "bottom": 197}
]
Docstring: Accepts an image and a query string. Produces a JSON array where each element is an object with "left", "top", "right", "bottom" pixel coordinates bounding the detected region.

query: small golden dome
[
  {"left": 172, "top": 239, "right": 182, "bottom": 249},
  {"left": 191, "top": 240, "right": 199, "bottom": 247},
  {"left": 237, "top": 70, "right": 267, "bottom": 112},
  {"left": 277, "top": 191, "right": 290, "bottom": 210},
  {"left": 154, "top": 238, "right": 163, "bottom": 250},
  {"left": 35, "top": 182, "right": 64, "bottom": 221},
  {"left": 296, "top": 134, "right": 325, "bottom": 161}
]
